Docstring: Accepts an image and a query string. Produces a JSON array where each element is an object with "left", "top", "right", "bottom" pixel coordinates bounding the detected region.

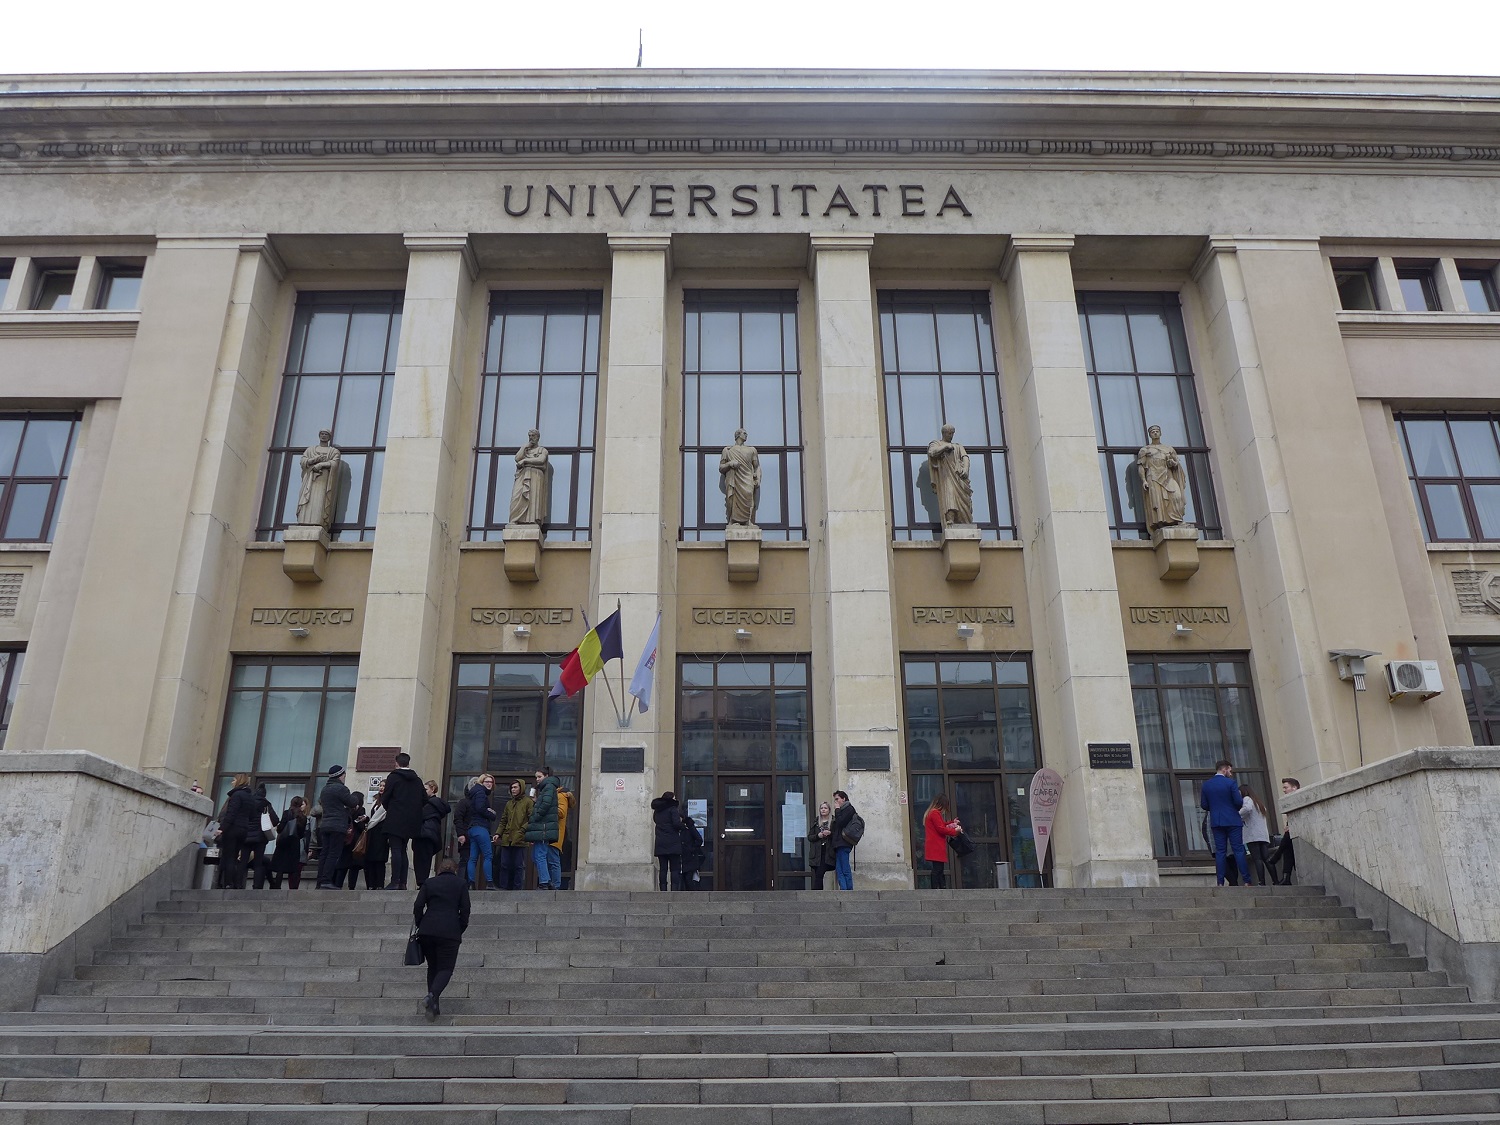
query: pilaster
[
  {"left": 576, "top": 233, "right": 672, "bottom": 890},
  {"left": 345, "top": 235, "right": 474, "bottom": 783},
  {"left": 1002, "top": 234, "right": 1157, "bottom": 888},
  {"left": 808, "top": 233, "right": 908, "bottom": 888}
]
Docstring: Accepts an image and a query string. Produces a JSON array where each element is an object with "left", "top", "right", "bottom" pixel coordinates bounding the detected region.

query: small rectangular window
[
  {"left": 1396, "top": 266, "right": 1441, "bottom": 312},
  {"left": 0, "top": 261, "right": 12, "bottom": 307},
  {"left": 1334, "top": 265, "right": 1378, "bottom": 311},
  {"left": 30, "top": 267, "right": 76, "bottom": 311},
  {"left": 1396, "top": 412, "right": 1500, "bottom": 542},
  {"left": 1459, "top": 267, "right": 1500, "bottom": 313},
  {"left": 97, "top": 263, "right": 144, "bottom": 310}
]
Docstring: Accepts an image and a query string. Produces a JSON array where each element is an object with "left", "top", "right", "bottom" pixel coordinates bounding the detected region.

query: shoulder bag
[
  {"left": 948, "top": 829, "right": 976, "bottom": 858},
  {"left": 351, "top": 829, "right": 369, "bottom": 860},
  {"left": 404, "top": 927, "right": 424, "bottom": 966}
]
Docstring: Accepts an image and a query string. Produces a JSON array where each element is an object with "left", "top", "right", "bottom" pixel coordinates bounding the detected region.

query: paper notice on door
[
  {"left": 782, "top": 794, "right": 807, "bottom": 854},
  {"left": 687, "top": 799, "right": 708, "bottom": 829}
]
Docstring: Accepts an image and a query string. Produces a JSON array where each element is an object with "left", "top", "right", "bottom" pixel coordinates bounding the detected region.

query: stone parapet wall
[
  {"left": 0, "top": 751, "right": 211, "bottom": 1006},
  {"left": 1285, "top": 747, "right": 1500, "bottom": 999}
]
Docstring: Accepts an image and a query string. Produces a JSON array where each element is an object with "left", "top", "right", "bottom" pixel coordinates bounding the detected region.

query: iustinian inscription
[
  {"left": 0, "top": 572, "right": 23, "bottom": 618},
  {"left": 498, "top": 181, "right": 973, "bottom": 221},
  {"left": 692, "top": 608, "right": 795, "bottom": 625},
  {"left": 251, "top": 608, "right": 356, "bottom": 626},
  {"left": 1129, "top": 606, "right": 1231, "bottom": 625},
  {"left": 471, "top": 607, "right": 575, "bottom": 626},
  {"left": 912, "top": 606, "right": 1014, "bottom": 625}
]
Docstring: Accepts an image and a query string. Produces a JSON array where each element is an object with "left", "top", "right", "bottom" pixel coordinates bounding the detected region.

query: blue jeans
[
  {"left": 1211, "top": 824, "right": 1249, "bottom": 885},
  {"left": 466, "top": 828, "right": 493, "bottom": 886},
  {"left": 532, "top": 841, "right": 561, "bottom": 887},
  {"left": 835, "top": 846, "right": 853, "bottom": 890}
]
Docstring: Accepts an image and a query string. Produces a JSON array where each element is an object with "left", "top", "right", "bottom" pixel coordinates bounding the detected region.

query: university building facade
[{"left": 1, "top": 71, "right": 1498, "bottom": 930}]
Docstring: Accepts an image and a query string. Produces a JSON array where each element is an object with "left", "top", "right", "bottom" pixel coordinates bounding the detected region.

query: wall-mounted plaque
[
  {"left": 599, "top": 746, "right": 646, "bottom": 774},
  {"left": 846, "top": 745, "right": 892, "bottom": 771},
  {"left": 355, "top": 745, "right": 401, "bottom": 773},
  {"left": 1087, "top": 743, "right": 1135, "bottom": 769}
]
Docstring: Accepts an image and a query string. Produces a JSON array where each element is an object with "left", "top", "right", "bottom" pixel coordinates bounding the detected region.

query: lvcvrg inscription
[
  {"left": 251, "top": 608, "right": 355, "bottom": 626},
  {"left": 498, "top": 182, "right": 973, "bottom": 221}
]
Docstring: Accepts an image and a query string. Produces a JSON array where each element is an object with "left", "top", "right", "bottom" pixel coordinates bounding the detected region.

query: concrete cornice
[
  {"left": 1282, "top": 747, "right": 1500, "bottom": 813},
  {"left": 0, "top": 311, "right": 139, "bottom": 338},
  {"left": 0, "top": 749, "right": 213, "bottom": 814},
  {"left": 4, "top": 71, "right": 1500, "bottom": 171}
]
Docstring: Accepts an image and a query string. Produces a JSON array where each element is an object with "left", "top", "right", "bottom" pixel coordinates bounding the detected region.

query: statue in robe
[
  {"left": 1137, "top": 424, "right": 1189, "bottom": 531},
  {"left": 719, "top": 428, "right": 761, "bottom": 526},
  {"left": 927, "top": 423, "right": 973, "bottom": 527},
  {"left": 509, "top": 429, "right": 550, "bottom": 526},
  {"left": 295, "top": 430, "right": 341, "bottom": 530}
]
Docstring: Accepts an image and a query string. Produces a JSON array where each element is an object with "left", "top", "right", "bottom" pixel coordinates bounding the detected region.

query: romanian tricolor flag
[{"left": 548, "top": 610, "right": 624, "bottom": 698}]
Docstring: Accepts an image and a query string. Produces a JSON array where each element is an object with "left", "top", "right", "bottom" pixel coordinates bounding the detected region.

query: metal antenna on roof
[{"left": 636, "top": 29, "right": 643, "bottom": 68}]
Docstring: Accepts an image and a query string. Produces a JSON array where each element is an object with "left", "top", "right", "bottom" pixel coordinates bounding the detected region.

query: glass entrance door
[{"left": 717, "top": 777, "right": 770, "bottom": 890}]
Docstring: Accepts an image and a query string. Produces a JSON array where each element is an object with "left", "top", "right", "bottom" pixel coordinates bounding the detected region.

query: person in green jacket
[
  {"left": 526, "top": 767, "right": 562, "bottom": 889},
  {"left": 495, "top": 778, "right": 533, "bottom": 890}
]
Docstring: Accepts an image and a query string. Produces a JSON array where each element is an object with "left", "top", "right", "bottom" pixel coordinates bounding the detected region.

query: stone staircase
[{"left": 2, "top": 884, "right": 1499, "bottom": 1122}]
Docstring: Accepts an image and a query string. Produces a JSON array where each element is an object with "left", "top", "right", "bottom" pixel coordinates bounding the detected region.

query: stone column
[
  {"left": 1193, "top": 239, "right": 1446, "bottom": 779},
  {"left": 345, "top": 235, "right": 475, "bottom": 782},
  {"left": 1001, "top": 235, "right": 1156, "bottom": 888},
  {"left": 576, "top": 234, "right": 671, "bottom": 890},
  {"left": 43, "top": 237, "right": 276, "bottom": 778},
  {"left": 808, "top": 233, "right": 908, "bottom": 888}
]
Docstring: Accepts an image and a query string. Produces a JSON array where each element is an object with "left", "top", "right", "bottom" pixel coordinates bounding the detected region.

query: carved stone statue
[
  {"left": 1137, "top": 424, "right": 1189, "bottom": 531},
  {"left": 295, "top": 430, "right": 341, "bottom": 530},
  {"left": 719, "top": 428, "right": 761, "bottom": 526},
  {"left": 509, "top": 429, "right": 550, "bottom": 527},
  {"left": 927, "top": 423, "right": 973, "bottom": 527}
]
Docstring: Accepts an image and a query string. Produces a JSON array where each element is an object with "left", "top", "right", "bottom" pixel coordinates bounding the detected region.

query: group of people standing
[
  {"left": 312, "top": 756, "right": 452, "bottom": 891},
  {"left": 650, "top": 791, "right": 707, "bottom": 890},
  {"left": 1200, "top": 761, "right": 1300, "bottom": 886},
  {"left": 453, "top": 768, "right": 573, "bottom": 891},
  {"left": 212, "top": 778, "right": 311, "bottom": 890},
  {"left": 806, "top": 791, "right": 861, "bottom": 890}
]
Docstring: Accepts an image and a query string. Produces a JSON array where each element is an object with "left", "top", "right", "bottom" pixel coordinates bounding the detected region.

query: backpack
[{"left": 842, "top": 812, "right": 865, "bottom": 846}]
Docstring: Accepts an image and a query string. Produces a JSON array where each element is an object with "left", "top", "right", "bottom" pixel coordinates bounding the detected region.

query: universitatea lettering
[{"left": 494, "top": 182, "right": 972, "bottom": 221}]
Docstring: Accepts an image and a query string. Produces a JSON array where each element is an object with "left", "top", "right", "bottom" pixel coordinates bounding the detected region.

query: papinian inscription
[
  {"left": 912, "top": 606, "right": 1014, "bottom": 625},
  {"left": 1130, "top": 606, "right": 1231, "bottom": 625},
  {"left": 251, "top": 608, "right": 355, "bottom": 626},
  {"left": 471, "top": 608, "right": 574, "bottom": 626}
]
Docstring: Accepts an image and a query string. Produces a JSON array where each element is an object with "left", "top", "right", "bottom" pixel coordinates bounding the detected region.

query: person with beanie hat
[{"left": 316, "top": 763, "right": 356, "bottom": 889}]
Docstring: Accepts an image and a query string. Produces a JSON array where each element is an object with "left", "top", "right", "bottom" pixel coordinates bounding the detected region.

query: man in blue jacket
[{"left": 1200, "top": 760, "right": 1251, "bottom": 887}]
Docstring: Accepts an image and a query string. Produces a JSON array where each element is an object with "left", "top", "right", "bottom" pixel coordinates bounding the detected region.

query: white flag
[{"left": 628, "top": 611, "right": 662, "bottom": 714}]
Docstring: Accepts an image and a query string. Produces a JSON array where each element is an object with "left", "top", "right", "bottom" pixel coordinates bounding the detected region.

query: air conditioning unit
[{"left": 1387, "top": 659, "right": 1443, "bottom": 702}]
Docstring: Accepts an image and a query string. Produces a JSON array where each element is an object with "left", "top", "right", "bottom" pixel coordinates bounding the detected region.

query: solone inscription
[{"left": 470, "top": 607, "right": 575, "bottom": 626}]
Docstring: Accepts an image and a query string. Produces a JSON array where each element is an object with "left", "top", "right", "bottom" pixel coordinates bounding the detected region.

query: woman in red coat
[{"left": 923, "top": 793, "right": 963, "bottom": 888}]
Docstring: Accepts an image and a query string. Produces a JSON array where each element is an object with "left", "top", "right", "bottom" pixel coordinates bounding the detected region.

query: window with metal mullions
[
  {"left": 256, "top": 292, "right": 401, "bottom": 543},
  {"left": 1078, "top": 291, "right": 1222, "bottom": 540},
  {"left": 0, "top": 649, "right": 24, "bottom": 749},
  {"left": 0, "top": 413, "right": 80, "bottom": 543},
  {"left": 1397, "top": 412, "right": 1500, "bottom": 542},
  {"left": 879, "top": 291, "right": 1015, "bottom": 541},
  {"left": 1459, "top": 267, "right": 1500, "bottom": 313},
  {"left": 1396, "top": 265, "right": 1441, "bottom": 311},
  {"left": 681, "top": 290, "right": 805, "bottom": 541},
  {"left": 1451, "top": 643, "right": 1500, "bottom": 745},
  {"left": 469, "top": 291, "right": 600, "bottom": 542}
]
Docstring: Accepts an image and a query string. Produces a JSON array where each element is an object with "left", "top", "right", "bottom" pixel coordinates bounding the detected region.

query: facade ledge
[
  {"left": 1282, "top": 746, "right": 1499, "bottom": 812},
  {"left": 244, "top": 539, "right": 372, "bottom": 550},
  {"left": 0, "top": 543, "right": 49, "bottom": 552},
  {"left": 1111, "top": 538, "right": 1233, "bottom": 549},
  {"left": 0, "top": 311, "right": 139, "bottom": 338},
  {"left": 1425, "top": 543, "right": 1500, "bottom": 553},
  {"left": 1338, "top": 312, "right": 1500, "bottom": 339},
  {"left": 675, "top": 540, "right": 808, "bottom": 549},
  {"left": 459, "top": 539, "right": 591, "bottom": 550}
]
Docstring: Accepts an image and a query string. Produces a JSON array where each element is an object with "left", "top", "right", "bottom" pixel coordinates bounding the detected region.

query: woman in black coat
[
  {"left": 413, "top": 857, "right": 471, "bottom": 1019},
  {"left": 413, "top": 781, "right": 451, "bottom": 888},
  {"left": 335, "top": 793, "right": 368, "bottom": 890},
  {"left": 651, "top": 791, "right": 686, "bottom": 891},
  {"left": 268, "top": 796, "right": 309, "bottom": 889},
  {"left": 216, "top": 774, "right": 260, "bottom": 890}
]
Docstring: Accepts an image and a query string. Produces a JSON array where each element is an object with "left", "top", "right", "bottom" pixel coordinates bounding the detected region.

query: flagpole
[
  {"left": 617, "top": 598, "right": 627, "bottom": 727},
  {"left": 583, "top": 604, "right": 626, "bottom": 726}
]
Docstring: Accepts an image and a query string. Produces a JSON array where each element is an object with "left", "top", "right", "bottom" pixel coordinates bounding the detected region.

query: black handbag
[
  {"left": 404, "top": 928, "right": 424, "bottom": 967},
  {"left": 948, "top": 830, "right": 976, "bottom": 858}
]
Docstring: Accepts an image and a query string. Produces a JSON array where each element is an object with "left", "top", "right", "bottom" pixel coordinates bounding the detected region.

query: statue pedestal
[
  {"left": 941, "top": 525, "right": 982, "bottom": 582},
  {"left": 725, "top": 525, "right": 762, "bottom": 583},
  {"left": 502, "top": 525, "right": 543, "bottom": 583},
  {"left": 282, "top": 525, "right": 330, "bottom": 583},
  {"left": 1151, "top": 524, "right": 1200, "bottom": 581}
]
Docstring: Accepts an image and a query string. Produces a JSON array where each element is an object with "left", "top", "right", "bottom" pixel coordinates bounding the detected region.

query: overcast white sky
[{"left": 3, "top": 0, "right": 1496, "bottom": 77}]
